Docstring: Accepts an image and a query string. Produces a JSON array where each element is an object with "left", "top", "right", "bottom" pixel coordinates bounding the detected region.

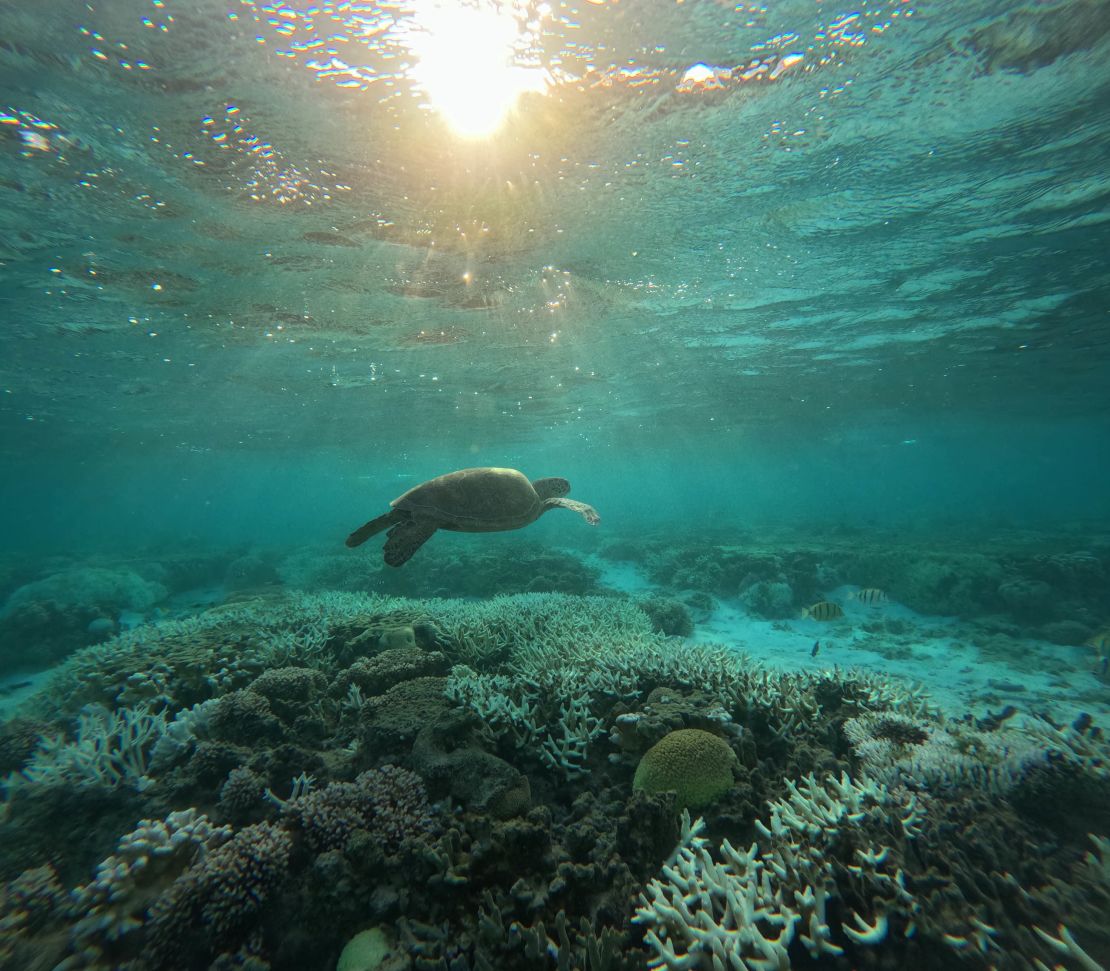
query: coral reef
[
  {"left": 636, "top": 596, "right": 694, "bottom": 637},
  {"left": 624, "top": 530, "right": 1110, "bottom": 639},
  {"left": 282, "top": 544, "right": 603, "bottom": 600},
  {"left": 634, "top": 775, "right": 920, "bottom": 969},
  {"left": 280, "top": 766, "right": 436, "bottom": 852},
  {"left": 145, "top": 820, "right": 293, "bottom": 967},
  {"left": 0, "top": 589, "right": 1108, "bottom": 971},
  {"left": 0, "top": 567, "right": 170, "bottom": 670},
  {"left": 739, "top": 579, "right": 795, "bottom": 619}
]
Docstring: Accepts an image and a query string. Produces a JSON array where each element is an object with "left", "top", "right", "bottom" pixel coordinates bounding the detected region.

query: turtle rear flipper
[
  {"left": 346, "top": 509, "right": 404, "bottom": 548},
  {"left": 384, "top": 520, "right": 438, "bottom": 567}
]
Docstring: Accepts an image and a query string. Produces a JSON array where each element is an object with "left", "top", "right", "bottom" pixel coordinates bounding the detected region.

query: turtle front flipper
[
  {"left": 345, "top": 509, "right": 404, "bottom": 548},
  {"left": 384, "top": 520, "right": 438, "bottom": 567},
  {"left": 545, "top": 498, "right": 600, "bottom": 525}
]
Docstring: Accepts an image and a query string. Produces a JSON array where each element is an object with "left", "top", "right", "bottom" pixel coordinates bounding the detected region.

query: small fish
[
  {"left": 802, "top": 601, "right": 844, "bottom": 621},
  {"left": 302, "top": 231, "right": 360, "bottom": 248},
  {"left": 811, "top": 641, "right": 820, "bottom": 657},
  {"left": 1097, "top": 655, "right": 1109, "bottom": 678},
  {"left": 853, "top": 588, "right": 889, "bottom": 606},
  {"left": 0, "top": 679, "right": 32, "bottom": 695}
]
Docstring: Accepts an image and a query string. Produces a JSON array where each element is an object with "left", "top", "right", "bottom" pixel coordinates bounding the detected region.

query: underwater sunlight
[
  {"left": 1, "top": 1, "right": 1109, "bottom": 970},
  {"left": 403, "top": 0, "right": 551, "bottom": 137}
]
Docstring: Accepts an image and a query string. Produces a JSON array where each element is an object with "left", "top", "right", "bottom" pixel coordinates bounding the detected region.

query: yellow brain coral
[{"left": 633, "top": 728, "right": 738, "bottom": 810}]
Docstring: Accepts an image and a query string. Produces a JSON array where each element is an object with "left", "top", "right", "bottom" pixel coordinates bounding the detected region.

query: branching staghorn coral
[
  {"left": 1087, "top": 834, "right": 1110, "bottom": 888},
  {"left": 19, "top": 704, "right": 168, "bottom": 791},
  {"left": 1019, "top": 715, "right": 1110, "bottom": 780},
  {"left": 24, "top": 589, "right": 938, "bottom": 738},
  {"left": 1031, "top": 924, "right": 1106, "bottom": 971},
  {"left": 250, "top": 607, "right": 333, "bottom": 669},
  {"left": 539, "top": 693, "right": 604, "bottom": 778},
  {"left": 844, "top": 711, "right": 1043, "bottom": 794},
  {"left": 441, "top": 593, "right": 946, "bottom": 784},
  {"left": 446, "top": 667, "right": 603, "bottom": 779},
  {"left": 633, "top": 773, "right": 921, "bottom": 970},
  {"left": 445, "top": 667, "right": 541, "bottom": 746},
  {"left": 845, "top": 709, "right": 1110, "bottom": 796},
  {"left": 431, "top": 592, "right": 662, "bottom": 668}
]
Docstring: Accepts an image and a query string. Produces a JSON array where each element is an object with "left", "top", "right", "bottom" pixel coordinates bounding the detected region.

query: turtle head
[{"left": 531, "top": 476, "right": 570, "bottom": 499}]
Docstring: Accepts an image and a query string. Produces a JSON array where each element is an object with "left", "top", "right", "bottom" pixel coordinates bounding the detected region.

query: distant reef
[{"left": 605, "top": 528, "right": 1110, "bottom": 644}]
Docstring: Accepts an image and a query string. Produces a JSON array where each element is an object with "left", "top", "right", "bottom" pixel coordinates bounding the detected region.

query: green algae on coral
[
  {"left": 336, "top": 927, "right": 393, "bottom": 971},
  {"left": 632, "top": 728, "right": 738, "bottom": 810}
]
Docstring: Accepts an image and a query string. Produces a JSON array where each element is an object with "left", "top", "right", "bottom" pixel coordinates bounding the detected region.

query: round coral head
[{"left": 633, "top": 728, "right": 738, "bottom": 810}]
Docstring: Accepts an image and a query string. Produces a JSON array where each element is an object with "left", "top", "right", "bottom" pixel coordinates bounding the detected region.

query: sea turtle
[{"left": 345, "top": 467, "right": 600, "bottom": 567}]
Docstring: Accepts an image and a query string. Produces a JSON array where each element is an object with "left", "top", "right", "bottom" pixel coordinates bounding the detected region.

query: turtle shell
[{"left": 391, "top": 467, "right": 542, "bottom": 532}]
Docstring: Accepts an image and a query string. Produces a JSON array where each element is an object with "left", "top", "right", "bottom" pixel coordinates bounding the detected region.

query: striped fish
[
  {"left": 802, "top": 601, "right": 844, "bottom": 621},
  {"left": 854, "top": 588, "right": 889, "bottom": 606},
  {"left": 1086, "top": 630, "right": 1110, "bottom": 652}
]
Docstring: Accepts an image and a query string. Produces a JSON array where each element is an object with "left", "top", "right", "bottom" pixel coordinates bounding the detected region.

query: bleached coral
[
  {"left": 754, "top": 772, "right": 922, "bottom": 843},
  {"left": 254, "top": 611, "right": 332, "bottom": 668},
  {"left": 68, "top": 810, "right": 232, "bottom": 948},
  {"left": 442, "top": 594, "right": 944, "bottom": 783},
  {"left": 845, "top": 711, "right": 1110, "bottom": 795},
  {"left": 148, "top": 699, "right": 218, "bottom": 772},
  {"left": 446, "top": 666, "right": 541, "bottom": 745},
  {"left": 1031, "top": 923, "right": 1106, "bottom": 971},
  {"left": 446, "top": 667, "right": 602, "bottom": 779},
  {"left": 20, "top": 704, "right": 168, "bottom": 791},
  {"left": 634, "top": 773, "right": 919, "bottom": 970},
  {"left": 1086, "top": 834, "right": 1110, "bottom": 888},
  {"left": 1019, "top": 716, "right": 1110, "bottom": 780},
  {"left": 844, "top": 712, "right": 1039, "bottom": 794},
  {"left": 538, "top": 692, "right": 604, "bottom": 778}
]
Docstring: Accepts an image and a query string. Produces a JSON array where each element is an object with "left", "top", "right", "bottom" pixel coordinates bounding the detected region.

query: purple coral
[
  {"left": 210, "top": 689, "right": 282, "bottom": 742},
  {"left": 219, "top": 766, "right": 265, "bottom": 815},
  {"left": 249, "top": 667, "right": 327, "bottom": 718},
  {"left": 283, "top": 765, "right": 436, "bottom": 852},
  {"left": 2, "top": 864, "right": 65, "bottom": 935},
  {"left": 148, "top": 821, "right": 292, "bottom": 962},
  {"left": 194, "top": 822, "right": 292, "bottom": 934}
]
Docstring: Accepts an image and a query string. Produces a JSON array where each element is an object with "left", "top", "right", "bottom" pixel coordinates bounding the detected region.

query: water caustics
[{"left": 0, "top": 0, "right": 1107, "bottom": 461}]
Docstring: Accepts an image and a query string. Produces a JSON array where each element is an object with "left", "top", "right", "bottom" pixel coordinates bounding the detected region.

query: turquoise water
[{"left": 2, "top": 1, "right": 1110, "bottom": 969}]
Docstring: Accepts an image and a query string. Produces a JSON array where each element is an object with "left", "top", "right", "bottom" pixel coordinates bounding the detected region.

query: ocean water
[{"left": 2, "top": 1, "right": 1109, "bottom": 969}]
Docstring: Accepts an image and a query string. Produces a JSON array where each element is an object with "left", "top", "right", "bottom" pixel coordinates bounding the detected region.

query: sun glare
[{"left": 404, "top": 2, "right": 549, "bottom": 138}]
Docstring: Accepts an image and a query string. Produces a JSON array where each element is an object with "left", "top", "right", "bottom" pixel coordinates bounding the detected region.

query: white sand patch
[
  {"left": 585, "top": 558, "right": 1105, "bottom": 722},
  {"left": 0, "top": 668, "right": 53, "bottom": 720},
  {"left": 585, "top": 554, "right": 656, "bottom": 595},
  {"left": 690, "top": 584, "right": 1108, "bottom": 724}
]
